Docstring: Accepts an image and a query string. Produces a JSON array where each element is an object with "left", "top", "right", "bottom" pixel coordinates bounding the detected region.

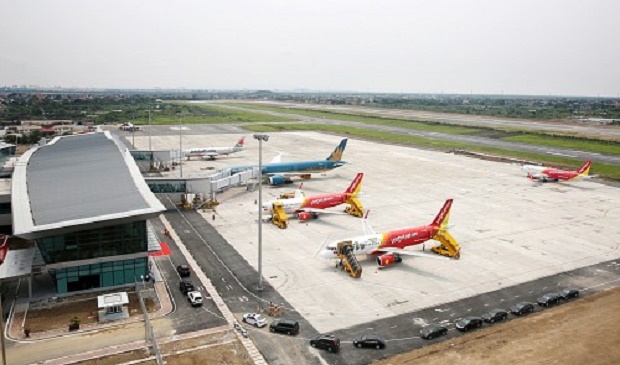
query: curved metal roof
[{"left": 12, "top": 132, "right": 165, "bottom": 239}]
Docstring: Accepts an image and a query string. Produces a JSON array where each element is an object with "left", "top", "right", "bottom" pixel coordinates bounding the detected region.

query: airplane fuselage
[
  {"left": 231, "top": 159, "right": 345, "bottom": 175},
  {"left": 185, "top": 146, "right": 244, "bottom": 158},
  {"left": 320, "top": 225, "right": 438, "bottom": 259},
  {"left": 522, "top": 165, "right": 580, "bottom": 181},
  {"left": 263, "top": 193, "right": 348, "bottom": 214}
]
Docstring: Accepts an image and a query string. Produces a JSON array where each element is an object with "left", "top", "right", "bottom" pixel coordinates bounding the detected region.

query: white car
[
  {"left": 242, "top": 313, "right": 267, "bottom": 328},
  {"left": 187, "top": 291, "right": 203, "bottom": 307}
]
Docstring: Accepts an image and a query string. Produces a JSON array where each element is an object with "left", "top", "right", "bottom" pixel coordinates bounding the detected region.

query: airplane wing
[
  {"left": 378, "top": 247, "right": 449, "bottom": 260},
  {"left": 298, "top": 208, "right": 348, "bottom": 215},
  {"left": 270, "top": 153, "right": 283, "bottom": 164},
  {"left": 201, "top": 152, "right": 220, "bottom": 159}
]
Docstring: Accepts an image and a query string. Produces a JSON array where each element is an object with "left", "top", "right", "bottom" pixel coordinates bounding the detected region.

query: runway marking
[{"left": 466, "top": 308, "right": 472, "bottom": 312}]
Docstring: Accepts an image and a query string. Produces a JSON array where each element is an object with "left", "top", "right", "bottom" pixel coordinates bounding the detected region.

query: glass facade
[
  {"left": 50, "top": 257, "right": 148, "bottom": 293},
  {"left": 38, "top": 221, "right": 147, "bottom": 264},
  {"left": 0, "top": 144, "right": 16, "bottom": 167},
  {"left": 147, "top": 181, "right": 187, "bottom": 193}
]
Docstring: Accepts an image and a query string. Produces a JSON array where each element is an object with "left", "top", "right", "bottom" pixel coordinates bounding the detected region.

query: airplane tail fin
[
  {"left": 577, "top": 160, "right": 592, "bottom": 177},
  {"left": 294, "top": 183, "right": 304, "bottom": 199},
  {"left": 344, "top": 173, "right": 363, "bottom": 195},
  {"left": 431, "top": 199, "right": 453, "bottom": 231},
  {"left": 235, "top": 136, "right": 245, "bottom": 148},
  {"left": 326, "top": 139, "right": 348, "bottom": 161}
]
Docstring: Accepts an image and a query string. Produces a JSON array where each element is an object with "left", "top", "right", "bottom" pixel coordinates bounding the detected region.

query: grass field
[
  {"left": 503, "top": 134, "right": 620, "bottom": 156},
  {"left": 243, "top": 123, "right": 620, "bottom": 181},
  {"left": 224, "top": 103, "right": 481, "bottom": 135},
  {"left": 131, "top": 104, "right": 294, "bottom": 125}
]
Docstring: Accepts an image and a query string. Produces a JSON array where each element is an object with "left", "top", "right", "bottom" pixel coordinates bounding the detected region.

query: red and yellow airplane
[
  {"left": 262, "top": 173, "right": 363, "bottom": 221},
  {"left": 319, "top": 199, "right": 457, "bottom": 268},
  {"left": 521, "top": 160, "right": 592, "bottom": 182}
]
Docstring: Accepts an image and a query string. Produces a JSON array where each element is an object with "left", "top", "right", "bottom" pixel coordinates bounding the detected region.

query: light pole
[
  {"left": 253, "top": 134, "right": 269, "bottom": 291},
  {"left": 178, "top": 113, "right": 183, "bottom": 178},
  {"left": 148, "top": 106, "right": 152, "bottom": 151}
]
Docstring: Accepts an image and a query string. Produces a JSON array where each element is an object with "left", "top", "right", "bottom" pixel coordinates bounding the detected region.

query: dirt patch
[
  {"left": 373, "top": 287, "right": 620, "bottom": 365},
  {"left": 71, "top": 333, "right": 252, "bottom": 365},
  {"left": 23, "top": 290, "right": 158, "bottom": 333}
]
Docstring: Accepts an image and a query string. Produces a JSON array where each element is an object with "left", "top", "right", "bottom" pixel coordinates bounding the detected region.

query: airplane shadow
[{"left": 361, "top": 259, "right": 453, "bottom": 283}]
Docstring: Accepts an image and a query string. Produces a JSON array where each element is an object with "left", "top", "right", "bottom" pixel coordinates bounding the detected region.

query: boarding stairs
[
  {"left": 337, "top": 241, "right": 362, "bottom": 278},
  {"left": 431, "top": 231, "right": 461, "bottom": 259},
  {"left": 271, "top": 202, "right": 288, "bottom": 229},
  {"left": 344, "top": 196, "right": 364, "bottom": 218}
]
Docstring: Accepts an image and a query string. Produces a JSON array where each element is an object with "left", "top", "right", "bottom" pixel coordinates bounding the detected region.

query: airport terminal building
[{"left": 10, "top": 132, "right": 165, "bottom": 294}]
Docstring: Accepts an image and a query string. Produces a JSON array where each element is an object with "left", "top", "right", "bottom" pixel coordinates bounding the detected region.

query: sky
[{"left": 1, "top": 0, "right": 619, "bottom": 96}]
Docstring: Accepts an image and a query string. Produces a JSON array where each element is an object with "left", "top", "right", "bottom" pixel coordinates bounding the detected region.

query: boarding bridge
[
  {"left": 130, "top": 150, "right": 181, "bottom": 173},
  {"left": 144, "top": 167, "right": 260, "bottom": 206}
]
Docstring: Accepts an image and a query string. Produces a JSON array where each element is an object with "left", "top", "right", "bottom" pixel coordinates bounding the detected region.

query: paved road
[
  {"left": 159, "top": 196, "right": 326, "bottom": 365},
  {"left": 226, "top": 100, "right": 620, "bottom": 139},
  {"left": 194, "top": 104, "right": 620, "bottom": 167}
]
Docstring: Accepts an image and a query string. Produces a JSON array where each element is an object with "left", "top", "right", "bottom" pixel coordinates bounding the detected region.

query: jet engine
[
  {"left": 268, "top": 176, "right": 293, "bottom": 185},
  {"left": 377, "top": 254, "right": 397, "bottom": 268},
  {"left": 297, "top": 212, "right": 319, "bottom": 221}
]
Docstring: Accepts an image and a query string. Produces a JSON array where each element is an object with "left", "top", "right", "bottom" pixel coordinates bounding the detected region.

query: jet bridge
[{"left": 144, "top": 167, "right": 260, "bottom": 207}]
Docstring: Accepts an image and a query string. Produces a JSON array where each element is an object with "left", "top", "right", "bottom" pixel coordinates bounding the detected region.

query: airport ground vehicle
[
  {"left": 559, "top": 288, "right": 580, "bottom": 300},
  {"left": 537, "top": 292, "right": 561, "bottom": 307},
  {"left": 187, "top": 291, "right": 203, "bottom": 307},
  {"left": 269, "top": 319, "right": 300, "bottom": 335},
  {"left": 242, "top": 313, "right": 267, "bottom": 328},
  {"left": 482, "top": 308, "right": 508, "bottom": 323},
  {"left": 310, "top": 334, "right": 340, "bottom": 353},
  {"left": 420, "top": 324, "right": 448, "bottom": 340},
  {"left": 511, "top": 302, "right": 535, "bottom": 316},
  {"left": 455, "top": 316, "right": 483, "bottom": 332},
  {"left": 352, "top": 335, "right": 386, "bottom": 349},
  {"left": 179, "top": 280, "right": 195, "bottom": 294},
  {"left": 177, "top": 265, "right": 191, "bottom": 277}
]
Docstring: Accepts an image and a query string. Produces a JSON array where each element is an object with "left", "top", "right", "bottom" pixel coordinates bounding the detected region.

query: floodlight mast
[{"left": 253, "top": 134, "right": 269, "bottom": 290}]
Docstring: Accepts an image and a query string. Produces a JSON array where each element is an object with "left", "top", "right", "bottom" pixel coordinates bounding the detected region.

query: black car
[
  {"left": 352, "top": 335, "right": 386, "bottom": 349},
  {"left": 537, "top": 292, "right": 561, "bottom": 307},
  {"left": 269, "top": 319, "right": 300, "bottom": 335},
  {"left": 179, "top": 280, "right": 195, "bottom": 294},
  {"left": 420, "top": 324, "right": 448, "bottom": 340},
  {"left": 510, "top": 302, "right": 535, "bottom": 316},
  {"left": 455, "top": 316, "right": 483, "bottom": 332},
  {"left": 177, "top": 265, "right": 191, "bottom": 278},
  {"left": 559, "top": 288, "right": 579, "bottom": 300},
  {"left": 310, "top": 334, "right": 340, "bottom": 353},
  {"left": 482, "top": 309, "right": 508, "bottom": 323}
]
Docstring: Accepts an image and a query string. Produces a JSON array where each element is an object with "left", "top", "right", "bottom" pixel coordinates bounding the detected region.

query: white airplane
[
  {"left": 319, "top": 199, "right": 457, "bottom": 268},
  {"left": 184, "top": 137, "right": 246, "bottom": 160}
]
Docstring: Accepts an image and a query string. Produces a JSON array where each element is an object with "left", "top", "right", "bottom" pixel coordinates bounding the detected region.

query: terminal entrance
[{"left": 67, "top": 274, "right": 101, "bottom": 292}]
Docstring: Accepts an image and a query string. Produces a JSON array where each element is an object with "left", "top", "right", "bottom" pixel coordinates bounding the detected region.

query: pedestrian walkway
[{"left": 40, "top": 325, "right": 231, "bottom": 365}]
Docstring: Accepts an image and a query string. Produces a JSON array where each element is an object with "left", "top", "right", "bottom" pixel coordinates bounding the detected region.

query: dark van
[{"left": 269, "top": 319, "right": 300, "bottom": 335}]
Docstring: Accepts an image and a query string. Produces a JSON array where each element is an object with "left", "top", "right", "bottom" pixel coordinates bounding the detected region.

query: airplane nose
[{"left": 319, "top": 250, "right": 335, "bottom": 259}]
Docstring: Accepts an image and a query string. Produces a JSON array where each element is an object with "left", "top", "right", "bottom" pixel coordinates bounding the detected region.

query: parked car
[
  {"left": 559, "top": 288, "right": 580, "bottom": 300},
  {"left": 482, "top": 309, "right": 508, "bottom": 323},
  {"left": 179, "top": 280, "right": 195, "bottom": 294},
  {"left": 455, "top": 316, "right": 483, "bottom": 332},
  {"left": 269, "top": 319, "right": 300, "bottom": 335},
  {"left": 352, "top": 335, "right": 386, "bottom": 349},
  {"left": 537, "top": 292, "right": 561, "bottom": 307},
  {"left": 242, "top": 313, "right": 267, "bottom": 328},
  {"left": 310, "top": 334, "right": 340, "bottom": 353},
  {"left": 510, "top": 302, "right": 535, "bottom": 316},
  {"left": 420, "top": 324, "right": 448, "bottom": 340},
  {"left": 177, "top": 265, "right": 191, "bottom": 277},
  {"left": 187, "top": 291, "right": 203, "bottom": 307}
]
